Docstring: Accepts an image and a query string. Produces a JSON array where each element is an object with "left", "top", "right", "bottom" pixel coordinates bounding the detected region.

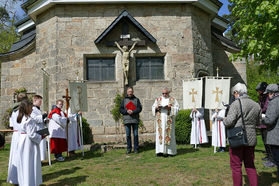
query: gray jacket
[
  {"left": 119, "top": 95, "right": 142, "bottom": 124},
  {"left": 224, "top": 95, "right": 261, "bottom": 146},
  {"left": 263, "top": 95, "right": 279, "bottom": 146}
]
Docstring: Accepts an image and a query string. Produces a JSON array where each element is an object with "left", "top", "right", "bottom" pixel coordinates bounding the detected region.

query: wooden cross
[
  {"left": 62, "top": 88, "right": 71, "bottom": 112},
  {"left": 189, "top": 88, "right": 198, "bottom": 102},
  {"left": 106, "top": 21, "right": 145, "bottom": 47},
  {"left": 212, "top": 87, "right": 223, "bottom": 102}
]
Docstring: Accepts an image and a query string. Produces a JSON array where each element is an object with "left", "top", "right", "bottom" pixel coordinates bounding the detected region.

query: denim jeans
[{"left": 125, "top": 123, "right": 139, "bottom": 151}]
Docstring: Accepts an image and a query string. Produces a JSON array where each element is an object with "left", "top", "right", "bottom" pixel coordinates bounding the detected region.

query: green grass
[{"left": 0, "top": 136, "right": 278, "bottom": 186}]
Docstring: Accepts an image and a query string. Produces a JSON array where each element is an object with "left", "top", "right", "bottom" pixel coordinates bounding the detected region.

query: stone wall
[
  {"left": 1, "top": 4, "right": 220, "bottom": 143},
  {"left": 211, "top": 38, "right": 246, "bottom": 86}
]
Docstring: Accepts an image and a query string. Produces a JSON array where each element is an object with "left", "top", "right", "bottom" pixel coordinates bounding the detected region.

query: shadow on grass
[
  {"left": 43, "top": 167, "right": 82, "bottom": 182},
  {"left": 177, "top": 148, "right": 199, "bottom": 155},
  {"left": 43, "top": 175, "right": 88, "bottom": 186},
  {"left": 243, "top": 171, "right": 278, "bottom": 186}
]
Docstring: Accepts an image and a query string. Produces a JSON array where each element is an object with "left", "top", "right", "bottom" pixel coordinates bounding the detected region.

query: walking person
[
  {"left": 224, "top": 83, "right": 261, "bottom": 186},
  {"left": 262, "top": 84, "right": 279, "bottom": 181}
]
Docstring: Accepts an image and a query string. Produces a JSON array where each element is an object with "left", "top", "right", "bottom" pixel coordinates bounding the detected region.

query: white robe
[
  {"left": 31, "top": 106, "right": 47, "bottom": 161},
  {"left": 190, "top": 108, "right": 208, "bottom": 144},
  {"left": 17, "top": 116, "right": 42, "bottom": 186},
  {"left": 152, "top": 96, "right": 179, "bottom": 155},
  {"left": 211, "top": 109, "right": 226, "bottom": 147},
  {"left": 7, "top": 110, "right": 19, "bottom": 184},
  {"left": 67, "top": 108, "right": 81, "bottom": 152},
  {"left": 49, "top": 112, "right": 67, "bottom": 139}
]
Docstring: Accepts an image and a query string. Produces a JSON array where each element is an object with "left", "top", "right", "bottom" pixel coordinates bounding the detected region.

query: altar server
[
  {"left": 212, "top": 109, "right": 226, "bottom": 152},
  {"left": 190, "top": 108, "right": 208, "bottom": 145}
]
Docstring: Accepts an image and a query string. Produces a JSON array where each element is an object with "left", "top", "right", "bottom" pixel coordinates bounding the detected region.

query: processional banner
[
  {"left": 204, "top": 77, "right": 231, "bottom": 109},
  {"left": 69, "top": 82, "right": 88, "bottom": 113},
  {"left": 183, "top": 78, "right": 203, "bottom": 109},
  {"left": 42, "top": 72, "right": 49, "bottom": 112}
]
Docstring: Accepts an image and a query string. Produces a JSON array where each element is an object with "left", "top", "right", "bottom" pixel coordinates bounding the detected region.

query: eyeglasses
[{"left": 162, "top": 93, "right": 168, "bottom": 95}]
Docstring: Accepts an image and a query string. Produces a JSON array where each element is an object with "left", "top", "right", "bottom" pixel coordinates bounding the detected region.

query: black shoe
[
  {"left": 126, "top": 150, "right": 131, "bottom": 154},
  {"left": 163, "top": 154, "right": 169, "bottom": 158},
  {"left": 134, "top": 150, "right": 139, "bottom": 154},
  {"left": 156, "top": 153, "right": 163, "bottom": 157}
]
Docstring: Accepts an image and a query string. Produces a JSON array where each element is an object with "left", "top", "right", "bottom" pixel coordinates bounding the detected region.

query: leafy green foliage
[
  {"left": 14, "top": 87, "right": 27, "bottom": 93},
  {"left": 225, "top": 0, "right": 279, "bottom": 70},
  {"left": 2, "top": 108, "right": 13, "bottom": 129},
  {"left": 81, "top": 117, "right": 93, "bottom": 144},
  {"left": 110, "top": 93, "right": 124, "bottom": 122},
  {"left": 175, "top": 109, "right": 192, "bottom": 144},
  {"left": 246, "top": 62, "right": 279, "bottom": 102}
]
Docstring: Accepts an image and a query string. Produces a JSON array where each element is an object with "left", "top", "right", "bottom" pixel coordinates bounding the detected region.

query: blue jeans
[{"left": 125, "top": 123, "right": 139, "bottom": 151}]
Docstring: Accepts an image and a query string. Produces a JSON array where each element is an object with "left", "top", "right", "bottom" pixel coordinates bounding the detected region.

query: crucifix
[
  {"left": 189, "top": 88, "right": 198, "bottom": 102},
  {"left": 212, "top": 87, "right": 223, "bottom": 102},
  {"left": 62, "top": 88, "right": 71, "bottom": 156}
]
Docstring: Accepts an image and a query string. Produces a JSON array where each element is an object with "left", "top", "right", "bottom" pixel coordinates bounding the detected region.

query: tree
[
  {"left": 224, "top": 0, "right": 279, "bottom": 70},
  {"left": 0, "top": 0, "right": 25, "bottom": 53}
]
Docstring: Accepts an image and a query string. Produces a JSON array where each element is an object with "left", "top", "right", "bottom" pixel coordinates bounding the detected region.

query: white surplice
[
  {"left": 48, "top": 112, "right": 67, "bottom": 139},
  {"left": 7, "top": 110, "right": 19, "bottom": 184},
  {"left": 31, "top": 106, "right": 47, "bottom": 161},
  {"left": 17, "top": 116, "right": 42, "bottom": 186},
  {"left": 211, "top": 109, "right": 226, "bottom": 147},
  {"left": 152, "top": 96, "right": 179, "bottom": 155},
  {"left": 67, "top": 108, "right": 81, "bottom": 152},
  {"left": 190, "top": 108, "right": 208, "bottom": 144}
]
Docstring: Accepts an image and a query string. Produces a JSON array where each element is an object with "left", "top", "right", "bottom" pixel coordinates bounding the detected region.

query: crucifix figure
[
  {"left": 212, "top": 87, "right": 223, "bottom": 103},
  {"left": 115, "top": 41, "right": 137, "bottom": 85},
  {"left": 189, "top": 88, "right": 198, "bottom": 102}
]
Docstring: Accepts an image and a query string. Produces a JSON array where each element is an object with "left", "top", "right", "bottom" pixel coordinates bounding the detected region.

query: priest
[
  {"left": 152, "top": 87, "right": 179, "bottom": 157},
  {"left": 31, "top": 95, "right": 48, "bottom": 161}
]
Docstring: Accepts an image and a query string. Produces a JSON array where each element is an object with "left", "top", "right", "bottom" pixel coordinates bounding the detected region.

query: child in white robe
[
  {"left": 211, "top": 109, "right": 226, "bottom": 152},
  {"left": 16, "top": 100, "right": 44, "bottom": 186},
  {"left": 190, "top": 108, "right": 208, "bottom": 145}
]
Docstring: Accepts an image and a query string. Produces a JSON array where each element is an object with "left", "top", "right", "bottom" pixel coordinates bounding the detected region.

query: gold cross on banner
[
  {"left": 189, "top": 88, "right": 198, "bottom": 102},
  {"left": 212, "top": 87, "right": 223, "bottom": 102}
]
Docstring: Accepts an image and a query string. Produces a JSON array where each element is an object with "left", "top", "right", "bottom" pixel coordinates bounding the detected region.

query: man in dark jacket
[
  {"left": 262, "top": 84, "right": 279, "bottom": 180},
  {"left": 119, "top": 87, "right": 142, "bottom": 154}
]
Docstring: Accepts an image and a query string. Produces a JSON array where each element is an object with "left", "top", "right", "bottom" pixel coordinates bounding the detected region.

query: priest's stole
[
  {"left": 183, "top": 78, "right": 203, "bottom": 109},
  {"left": 204, "top": 77, "right": 231, "bottom": 109}
]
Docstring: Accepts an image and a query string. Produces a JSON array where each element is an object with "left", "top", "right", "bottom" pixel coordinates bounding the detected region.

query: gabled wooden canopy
[{"left": 94, "top": 10, "right": 156, "bottom": 44}]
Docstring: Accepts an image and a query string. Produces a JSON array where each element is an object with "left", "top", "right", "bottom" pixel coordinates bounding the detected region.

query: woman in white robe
[
  {"left": 7, "top": 110, "right": 20, "bottom": 184},
  {"left": 152, "top": 88, "right": 179, "bottom": 156},
  {"left": 31, "top": 105, "right": 47, "bottom": 161},
  {"left": 211, "top": 109, "right": 226, "bottom": 151},
  {"left": 17, "top": 100, "right": 43, "bottom": 186},
  {"left": 190, "top": 108, "right": 208, "bottom": 145},
  {"left": 67, "top": 108, "right": 81, "bottom": 154}
]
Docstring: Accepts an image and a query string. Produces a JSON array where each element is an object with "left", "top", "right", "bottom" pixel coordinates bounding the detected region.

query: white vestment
[
  {"left": 17, "top": 116, "right": 42, "bottom": 186},
  {"left": 49, "top": 112, "right": 67, "bottom": 139},
  {"left": 190, "top": 108, "right": 208, "bottom": 144},
  {"left": 7, "top": 110, "right": 19, "bottom": 184},
  {"left": 211, "top": 109, "right": 226, "bottom": 147},
  {"left": 67, "top": 108, "right": 81, "bottom": 151},
  {"left": 31, "top": 106, "right": 47, "bottom": 161},
  {"left": 152, "top": 96, "right": 179, "bottom": 155}
]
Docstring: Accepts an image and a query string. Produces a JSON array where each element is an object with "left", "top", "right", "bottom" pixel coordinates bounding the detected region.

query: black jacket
[{"left": 119, "top": 95, "right": 142, "bottom": 124}]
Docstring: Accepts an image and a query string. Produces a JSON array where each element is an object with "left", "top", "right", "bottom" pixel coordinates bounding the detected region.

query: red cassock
[{"left": 48, "top": 108, "right": 68, "bottom": 154}]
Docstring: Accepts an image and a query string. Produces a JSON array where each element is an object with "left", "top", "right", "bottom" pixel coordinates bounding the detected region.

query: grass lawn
[{"left": 0, "top": 136, "right": 278, "bottom": 186}]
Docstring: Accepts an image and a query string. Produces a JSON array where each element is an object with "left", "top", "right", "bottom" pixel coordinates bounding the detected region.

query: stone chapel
[{"left": 0, "top": 0, "right": 245, "bottom": 142}]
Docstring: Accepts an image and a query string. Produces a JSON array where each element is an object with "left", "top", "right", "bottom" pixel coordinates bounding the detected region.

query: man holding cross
[{"left": 48, "top": 100, "right": 68, "bottom": 161}]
